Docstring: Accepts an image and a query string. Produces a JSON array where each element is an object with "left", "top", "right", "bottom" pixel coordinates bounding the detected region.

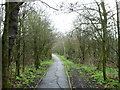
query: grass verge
[{"left": 56, "top": 54, "right": 120, "bottom": 89}]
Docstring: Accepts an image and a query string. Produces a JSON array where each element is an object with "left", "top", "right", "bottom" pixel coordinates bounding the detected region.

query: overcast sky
[
  {"left": 35, "top": 0, "right": 120, "bottom": 34},
  {"left": 0, "top": 0, "right": 120, "bottom": 34},
  {"left": 38, "top": 0, "right": 119, "bottom": 34}
]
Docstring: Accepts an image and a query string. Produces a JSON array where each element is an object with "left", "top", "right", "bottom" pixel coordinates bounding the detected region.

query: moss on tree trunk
[
  {"left": 2, "top": 2, "right": 9, "bottom": 88},
  {"left": 101, "top": 1, "right": 107, "bottom": 81}
]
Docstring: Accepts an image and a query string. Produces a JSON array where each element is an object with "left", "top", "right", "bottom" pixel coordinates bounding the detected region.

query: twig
[{"left": 39, "top": 0, "right": 59, "bottom": 11}]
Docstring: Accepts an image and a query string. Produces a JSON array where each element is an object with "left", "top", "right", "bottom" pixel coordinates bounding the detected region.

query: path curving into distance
[{"left": 38, "top": 54, "right": 70, "bottom": 88}]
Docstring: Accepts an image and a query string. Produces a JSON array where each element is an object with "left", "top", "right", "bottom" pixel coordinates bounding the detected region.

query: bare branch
[{"left": 39, "top": 0, "right": 59, "bottom": 11}]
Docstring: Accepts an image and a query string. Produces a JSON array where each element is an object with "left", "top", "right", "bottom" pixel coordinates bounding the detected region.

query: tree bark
[
  {"left": 2, "top": 2, "right": 23, "bottom": 88},
  {"left": 2, "top": 2, "right": 9, "bottom": 88},
  {"left": 16, "top": 18, "right": 21, "bottom": 76},
  {"left": 16, "top": 35, "right": 20, "bottom": 76},
  {"left": 22, "top": 37, "right": 25, "bottom": 72},
  {"left": 34, "top": 35, "right": 39, "bottom": 70},
  {"left": 116, "top": 1, "right": 120, "bottom": 83},
  {"left": 8, "top": 2, "right": 23, "bottom": 67},
  {"left": 8, "top": 2, "right": 19, "bottom": 67},
  {"left": 101, "top": 1, "right": 107, "bottom": 81}
]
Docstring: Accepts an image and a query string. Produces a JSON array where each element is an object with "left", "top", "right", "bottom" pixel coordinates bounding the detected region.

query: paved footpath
[{"left": 38, "top": 54, "right": 69, "bottom": 88}]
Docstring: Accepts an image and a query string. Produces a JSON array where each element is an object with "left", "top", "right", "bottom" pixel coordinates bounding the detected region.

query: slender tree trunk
[
  {"left": 16, "top": 37, "right": 20, "bottom": 76},
  {"left": 21, "top": 18, "right": 25, "bottom": 72},
  {"left": 101, "top": 1, "right": 107, "bottom": 81},
  {"left": 116, "top": 1, "right": 120, "bottom": 83},
  {"left": 16, "top": 16, "right": 21, "bottom": 76},
  {"left": 34, "top": 35, "right": 39, "bottom": 70},
  {"left": 20, "top": 16, "right": 25, "bottom": 73},
  {"left": 102, "top": 39, "right": 106, "bottom": 80},
  {"left": 47, "top": 49, "right": 52, "bottom": 59},
  {"left": 82, "top": 51, "right": 85, "bottom": 64},
  {"left": 22, "top": 39, "right": 25, "bottom": 72},
  {"left": 2, "top": 2, "right": 9, "bottom": 88}
]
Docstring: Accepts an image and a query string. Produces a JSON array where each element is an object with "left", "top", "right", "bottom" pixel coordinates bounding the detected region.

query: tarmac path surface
[{"left": 38, "top": 54, "right": 69, "bottom": 88}]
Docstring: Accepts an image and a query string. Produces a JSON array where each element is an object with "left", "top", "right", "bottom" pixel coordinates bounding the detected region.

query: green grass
[
  {"left": 56, "top": 54, "right": 119, "bottom": 89},
  {"left": 56, "top": 54, "right": 77, "bottom": 68},
  {"left": 8, "top": 57, "right": 54, "bottom": 88}
]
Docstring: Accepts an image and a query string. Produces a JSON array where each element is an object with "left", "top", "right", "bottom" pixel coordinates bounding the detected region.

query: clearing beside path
[{"left": 38, "top": 54, "right": 70, "bottom": 88}]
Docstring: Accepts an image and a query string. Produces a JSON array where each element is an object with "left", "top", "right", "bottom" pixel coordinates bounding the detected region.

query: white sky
[
  {"left": 34, "top": 0, "right": 119, "bottom": 34},
  {"left": 0, "top": 0, "right": 120, "bottom": 34}
]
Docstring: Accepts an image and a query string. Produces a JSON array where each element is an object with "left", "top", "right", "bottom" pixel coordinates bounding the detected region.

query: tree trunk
[
  {"left": 2, "top": 2, "right": 9, "bottom": 88},
  {"left": 102, "top": 39, "right": 106, "bottom": 80},
  {"left": 48, "top": 49, "right": 52, "bottom": 59},
  {"left": 20, "top": 17, "right": 25, "bottom": 72},
  {"left": 8, "top": 2, "right": 21, "bottom": 67},
  {"left": 34, "top": 35, "right": 39, "bottom": 70},
  {"left": 101, "top": 1, "right": 107, "bottom": 81},
  {"left": 16, "top": 21, "right": 21, "bottom": 76},
  {"left": 22, "top": 38, "right": 25, "bottom": 72},
  {"left": 82, "top": 51, "right": 85, "bottom": 64},
  {"left": 116, "top": 1, "right": 120, "bottom": 83}
]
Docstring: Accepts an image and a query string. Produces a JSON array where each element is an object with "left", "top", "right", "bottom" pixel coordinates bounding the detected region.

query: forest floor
[
  {"left": 8, "top": 57, "right": 54, "bottom": 88},
  {"left": 6, "top": 54, "right": 120, "bottom": 89},
  {"left": 56, "top": 54, "right": 120, "bottom": 89},
  {"left": 38, "top": 54, "right": 69, "bottom": 88},
  {"left": 69, "top": 68, "right": 93, "bottom": 88}
]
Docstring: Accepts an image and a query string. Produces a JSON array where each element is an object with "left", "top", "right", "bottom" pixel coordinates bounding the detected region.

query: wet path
[{"left": 38, "top": 54, "right": 69, "bottom": 88}]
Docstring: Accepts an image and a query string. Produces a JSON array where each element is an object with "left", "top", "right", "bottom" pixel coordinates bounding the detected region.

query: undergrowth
[
  {"left": 8, "top": 57, "right": 54, "bottom": 88},
  {"left": 56, "top": 54, "right": 120, "bottom": 89}
]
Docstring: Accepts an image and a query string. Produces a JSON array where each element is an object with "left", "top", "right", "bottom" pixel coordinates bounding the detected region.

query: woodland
[{"left": 1, "top": 0, "right": 120, "bottom": 89}]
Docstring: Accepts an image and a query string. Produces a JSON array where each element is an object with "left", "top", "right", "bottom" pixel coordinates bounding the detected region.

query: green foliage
[
  {"left": 40, "top": 59, "right": 53, "bottom": 66},
  {"left": 29, "top": 72, "right": 33, "bottom": 75},
  {"left": 81, "top": 66, "right": 97, "bottom": 73},
  {"left": 36, "top": 70, "right": 42, "bottom": 75},
  {"left": 81, "top": 66, "right": 119, "bottom": 88},
  {"left": 16, "top": 76, "right": 21, "bottom": 81},
  {"left": 8, "top": 57, "right": 54, "bottom": 88},
  {"left": 31, "top": 86, "right": 34, "bottom": 88},
  {"left": 84, "top": 66, "right": 119, "bottom": 88},
  {"left": 30, "top": 80, "right": 34, "bottom": 83},
  {"left": 106, "top": 68, "right": 118, "bottom": 78},
  {"left": 57, "top": 54, "right": 119, "bottom": 88},
  {"left": 8, "top": 82, "right": 13, "bottom": 86},
  {"left": 91, "top": 71, "right": 103, "bottom": 80},
  {"left": 78, "top": 70, "right": 82, "bottom": 74},
  {"left": 23, "top": 81, "right": 26, "bottom": 85}
]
